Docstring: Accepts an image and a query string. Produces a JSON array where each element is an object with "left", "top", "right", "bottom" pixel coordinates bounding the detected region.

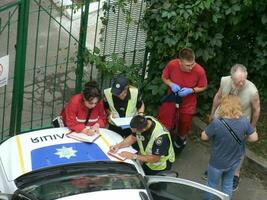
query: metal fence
[
  {"left": 0, "top": 0, "right": 23, "bottom": 141},
  {"left": 101, "top": 0, "right": 146, "bottom": 65},
  {"left": 0, "top": 0, "right": 147, "bottom": 142}
]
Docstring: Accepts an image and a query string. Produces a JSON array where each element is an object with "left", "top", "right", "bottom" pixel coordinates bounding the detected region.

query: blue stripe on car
[{"left": 31, "top": 143, "right": 110, "bottom": 170}]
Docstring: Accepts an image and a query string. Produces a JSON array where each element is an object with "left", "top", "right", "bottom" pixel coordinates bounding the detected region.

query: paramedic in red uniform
[
  {"left": 157, "top": 48, "right": 207, "bottom": 153},
  {"left": 61, "top": 81, "right": 106, "bottom": 135}
]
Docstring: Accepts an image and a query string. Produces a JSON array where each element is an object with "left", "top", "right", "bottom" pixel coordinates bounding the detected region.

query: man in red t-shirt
[{"left": 158, "top": 48, "right": 207, "bottom": 153}]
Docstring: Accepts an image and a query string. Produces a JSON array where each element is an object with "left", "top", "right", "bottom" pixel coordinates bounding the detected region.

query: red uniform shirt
[
  {"left": 61, "top": 94, "right": 107, "bottom": 132},
  {"left": 162, "top": 59, "right": 207, "bottom": 114}
]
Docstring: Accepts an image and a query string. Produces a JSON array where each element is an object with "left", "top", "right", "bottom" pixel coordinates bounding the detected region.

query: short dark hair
[
  {"left": 83, "top": 81, "right": 101, "bottom": 101},
  {"left": 130, "top": 115, "right": 147, "bottom": 130},
  {"left": 179, "top": 48, "right": 195, "bottom": 61}
]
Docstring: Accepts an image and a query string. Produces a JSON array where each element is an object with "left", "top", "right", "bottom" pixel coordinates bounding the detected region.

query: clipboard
[
  {"left": 107, "top": 152, "right": 127, "bottom": 161},
  {"left": 66, "top": 132, "right": 100, "bottom": 143}
]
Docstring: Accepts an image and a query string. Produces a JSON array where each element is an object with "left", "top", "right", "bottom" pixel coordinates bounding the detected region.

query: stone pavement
[{"left": 171, "top": 137, "right": 267, "bottom": 200}]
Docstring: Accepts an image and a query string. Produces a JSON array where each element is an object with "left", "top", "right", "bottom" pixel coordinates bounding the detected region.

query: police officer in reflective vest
[
  {"left": 104, "top": 74, "right": 145, "bottom": 138},
  {"left": 110, "top": 115, "right": 175, "bottom": 175}
]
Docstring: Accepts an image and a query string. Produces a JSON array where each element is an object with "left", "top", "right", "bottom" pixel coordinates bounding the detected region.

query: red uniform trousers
[{"left": 157, "top": 102, "right": 193, "bottom": 138}]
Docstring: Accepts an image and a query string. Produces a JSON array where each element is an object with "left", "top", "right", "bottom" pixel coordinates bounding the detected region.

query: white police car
[{"left": 0, "top": 127, "right": 229, "bottom": 200}]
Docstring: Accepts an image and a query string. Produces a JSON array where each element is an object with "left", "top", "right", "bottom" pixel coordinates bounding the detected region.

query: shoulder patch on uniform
[{"left": 155, "top": 136, "right": 163, "bottom": 146}]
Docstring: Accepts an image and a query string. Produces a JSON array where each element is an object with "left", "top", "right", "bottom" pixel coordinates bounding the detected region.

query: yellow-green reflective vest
[
  {"left": 136, "top": 116, "right": 175, "bottom": 171},
  {"left": 104, "top": 87, "right": 138, "bottom": 120}
]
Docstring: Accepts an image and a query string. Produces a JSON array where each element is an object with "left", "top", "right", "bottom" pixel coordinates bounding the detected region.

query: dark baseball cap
[{"left": 111, "top": 74, "right": 129, "bottom": 96}]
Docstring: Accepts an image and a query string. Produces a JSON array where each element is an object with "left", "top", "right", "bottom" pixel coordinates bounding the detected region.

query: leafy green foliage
[
  {"left": 81, "top": 0, "right": 267, "bottom": 118},
  {"left": 142, "top": 0, "right": 267, "bottom": 116},
  {"left": 83, "top": 47, "right": 142, "bottom": 86}
]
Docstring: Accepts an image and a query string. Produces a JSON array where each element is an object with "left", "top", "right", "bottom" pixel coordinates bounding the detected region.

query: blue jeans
[{"left": 207, "top": 163, "right": 239, "bottom": 199}]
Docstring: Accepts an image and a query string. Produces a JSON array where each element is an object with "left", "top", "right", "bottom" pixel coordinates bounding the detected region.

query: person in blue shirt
[{"left": 201, "top": 95, "right": 258, "bottom": 199}]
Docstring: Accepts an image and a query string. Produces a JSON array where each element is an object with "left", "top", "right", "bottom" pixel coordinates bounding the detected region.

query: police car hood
[{"left": 0, "top": 127, "right": 136, "bottom": 181}]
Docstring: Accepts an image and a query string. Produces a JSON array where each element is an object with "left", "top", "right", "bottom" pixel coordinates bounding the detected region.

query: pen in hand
[{"left": 110, "top": 144, "right": 119, "bottom": 153}]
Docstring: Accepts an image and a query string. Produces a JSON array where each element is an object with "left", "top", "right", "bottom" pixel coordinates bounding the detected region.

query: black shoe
[
  {"left": 233, "top": 175, "right": 240, "bottom": 191},
  {"left": 173, "top": 137, "right": 186, "bottom": 155},
  {"left": 202, "top": 170, "right": 208, "bottom": 180}
]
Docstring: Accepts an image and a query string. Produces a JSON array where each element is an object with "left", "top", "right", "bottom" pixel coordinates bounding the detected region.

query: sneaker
[
  {"left": 202, "top": 170, "right": 208, "bottom": 180},
  {"left": 233, "top": 175, "right": 240, "bottom": 191},
  {"left": 173, "top": 137, "right": 186, "bottom": 155}
]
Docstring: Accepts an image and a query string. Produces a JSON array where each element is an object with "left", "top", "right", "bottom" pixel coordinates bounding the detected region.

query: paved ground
[{"left": 171, "top": 137, "right": 267, "bottom": 200}]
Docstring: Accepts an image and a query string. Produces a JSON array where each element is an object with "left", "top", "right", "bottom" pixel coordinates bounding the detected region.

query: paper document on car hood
[
  {"left": 67, "top": 132, "right": 100, "bottom": 143},
  {"left": 108, "top": 146, "right": 137, "bottom": 161}
]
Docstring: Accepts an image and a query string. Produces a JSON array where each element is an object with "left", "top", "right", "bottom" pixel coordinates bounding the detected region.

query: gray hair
[{"left": 230, "top": 64, "right": 248, "bottom": 78}]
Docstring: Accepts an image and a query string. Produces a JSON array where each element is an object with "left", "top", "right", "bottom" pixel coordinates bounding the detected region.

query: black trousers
[{"left": 108, "top": 123, "right": 132, "bottom": 138}]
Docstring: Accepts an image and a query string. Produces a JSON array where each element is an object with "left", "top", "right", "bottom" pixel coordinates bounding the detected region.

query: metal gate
[
  {"left": 0, "top": 0, "right": 147, "bottom": 141},
  {"left": 0, "top": 0, "right": 26, "bottom": 140}
]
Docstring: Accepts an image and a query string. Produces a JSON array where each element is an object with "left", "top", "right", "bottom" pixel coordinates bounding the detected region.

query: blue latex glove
[
  {"left": 170, "top": 83, "right": 181, "bottom": 93},
  {"left": 178, "top": 87, "right": 193, "bottom": 97}
]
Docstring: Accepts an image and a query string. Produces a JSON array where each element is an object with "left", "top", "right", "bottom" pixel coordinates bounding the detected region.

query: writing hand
[
  {"left": 110, "top": 144, "right": 120, "bottom": 153},
  {"left": 86, "top": 128, "right": 96, "bottom": 136},
  {"left": 91, "top": 123, "right": 100, "bottom": 132}
]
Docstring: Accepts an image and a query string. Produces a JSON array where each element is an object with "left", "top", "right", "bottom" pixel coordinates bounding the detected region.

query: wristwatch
[{"left": 132, "top": 154, "right": 138, "bottom": 160}]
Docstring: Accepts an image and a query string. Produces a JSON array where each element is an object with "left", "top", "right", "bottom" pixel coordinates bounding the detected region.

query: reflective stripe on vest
[
  {"left": 136, "top": 116, "right": 175, "bottom": 171},
  {"left": 104, "top": 87, "right": 138, "bottom": 120}
]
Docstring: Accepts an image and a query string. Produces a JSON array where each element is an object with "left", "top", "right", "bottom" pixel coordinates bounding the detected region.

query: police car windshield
[
  {"left": 15, "top": 162, "right": 145, "bottom": 200},
  {"left": 15, "top": 161, "right": 138, "bottom": 187},
  {"left": 19, "top": 174, "right": 145, "bottom": 200}
]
